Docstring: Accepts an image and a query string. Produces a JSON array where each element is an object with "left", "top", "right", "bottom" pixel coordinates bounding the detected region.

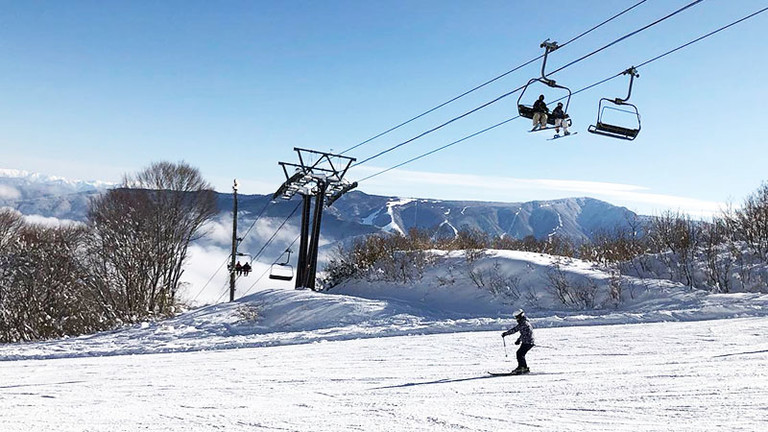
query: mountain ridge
[{"left": 1, "top": 170, "right": 642, "bottom": 242}]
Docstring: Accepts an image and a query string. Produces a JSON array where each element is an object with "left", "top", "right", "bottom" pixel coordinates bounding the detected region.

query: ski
[{"left": 487, "top": 370, "right": 530, "bottom": 376}]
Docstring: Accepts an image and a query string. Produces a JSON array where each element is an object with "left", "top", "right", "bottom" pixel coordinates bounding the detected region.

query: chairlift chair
[
  {"left": 518, "top": 39, "right": 573, "bottom": 130},
  {"left": 269, "top": 263, "right": 294, "bottom": 281},
  {"left": 269, "top": 248, "right": 294, "bottom": 281},
  {"left": 588, "top": 67, "right": 641, "bottom": 141}
]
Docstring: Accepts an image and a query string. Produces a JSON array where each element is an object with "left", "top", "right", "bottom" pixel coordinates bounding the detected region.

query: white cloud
[
  {"left": 200, "top": 219, "right": 231, "bottom": 244},
  {"left": 0, "top": 184, "right": 21, "bottom": 200},
  {"left": 23, "top": 214, "right": 82, "bottom": 228}
]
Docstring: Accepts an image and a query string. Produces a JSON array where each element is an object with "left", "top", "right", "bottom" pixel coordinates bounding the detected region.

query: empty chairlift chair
[
  {"left": 269, "top": 249, "right": 294, "bottom": 281},
  {"left": 518, "top": 39, "right": 573, "bottom": 130},
  {"left": 588, "top": 67, "right": 641, "bottom": 141}
]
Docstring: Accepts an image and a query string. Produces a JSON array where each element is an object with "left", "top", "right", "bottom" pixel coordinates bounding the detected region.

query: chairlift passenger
[{"left": 517, "top": 40, "right": 573, "bottom": 135}]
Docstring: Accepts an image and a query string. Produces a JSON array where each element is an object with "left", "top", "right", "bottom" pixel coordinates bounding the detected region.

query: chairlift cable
[
  {"left": 238, "top": 199, "right": 273, "bottom": 244},
  {"left": 214, "top": 279, "right": 233, "bottom": 304},
  {"left": 191, "top": 196, "right": 273, "bottom": 303},
  {"left": 355, "top": 5, "right": 768, "bottom": 182},
  {"left": 190, "top": 256, "right": 232, "bottom": 303},
  {"left": 246, "top": 201, "right": 301, "bottom": 265},
  {"left": 356, "top": 117, "right": 519, "bottom": 183},
  {"left": 548, "top": 0, "right": 705, "bottom": 77},
  {"left": 350, "top": 0, "right": 704, "bottom": 168},
  {"left": 337, "top": 0, "right": 651, "bottom": 156},
  {"left": 351, "top": 85, "right": 527, "bottom": 167},
  {"left": 635, "top": 5, "right": 768, "bottom": 69},
  {"left": 202, "top": 198, "right": 299, "bottom": 304}
]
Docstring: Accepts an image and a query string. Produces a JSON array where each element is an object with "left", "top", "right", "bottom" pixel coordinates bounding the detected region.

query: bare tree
[
  {"left": 647, "top": 211, "right": 701, "bottom": 287},
  {"left": 0, "top": 208, "right": 23, "bottom": 252},
  {"left": 0, "top": 221, "right": 104, "bottom": 343},
  {"left": 86, "top": 161, "right": 218, "bottom": 320},
  {"left": 729, "top": 182, "right": 768, "bottom": 260},
  {"left": 700, "top": 218, "right": 735, "bottom": 293},
  {"left": 546, "top": 260, "right": 598, "bottom": 309}
]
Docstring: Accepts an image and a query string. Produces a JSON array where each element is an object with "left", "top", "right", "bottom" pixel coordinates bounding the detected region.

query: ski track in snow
[
  {"left": 383, "top": 198, "right": 414, "bottom": 235},
  {"left": 1, "top": 318, "right": 766, "bottom": 431},
  {"left": 547, "top": 211, "right": 563, "bottom": 239}
]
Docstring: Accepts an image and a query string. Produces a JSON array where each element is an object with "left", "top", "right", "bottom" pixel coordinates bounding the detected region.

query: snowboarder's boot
[{"left": 521, "top": 367, "right": 530, "bottom": 374}]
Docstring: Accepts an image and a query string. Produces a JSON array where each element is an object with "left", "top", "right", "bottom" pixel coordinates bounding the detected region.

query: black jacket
[
  {"left": 532, "top": 99, "right": 548, "bottom": 114},
  {"left": 551, "top": 106, "right": 565, "bottom": 119}
]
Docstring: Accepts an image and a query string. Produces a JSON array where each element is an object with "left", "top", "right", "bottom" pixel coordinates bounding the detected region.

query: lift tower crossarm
[{"left": 273, "top": 148, "right": 357, "bottom": 290}]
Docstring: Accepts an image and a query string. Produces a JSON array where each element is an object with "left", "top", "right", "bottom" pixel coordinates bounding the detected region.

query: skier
[
  {"left": 501, "top": 309, "right": 535, "bottom": 374},
  {"left": 551, "top": 102, "right": 570, "bottom": 137},
  {"left": 235, "top": 261, "right": 243, "bottom": 276},
  {"left": 242, "top": 262, "right": 252, "bottom": 276},
  {"left": 531, "top": 95, "right": 548, "bottom": 131}
]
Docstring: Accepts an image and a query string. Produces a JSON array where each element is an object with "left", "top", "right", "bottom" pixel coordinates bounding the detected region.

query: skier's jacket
[
  {"left": 505, "top": 317, "right": 535, "bottom": 345},
  {"left": 532, "top": 99, "right": 548, "bottom": 114},
  {"left": 551, "top": 106, "right": 566, "bottom": 120}
]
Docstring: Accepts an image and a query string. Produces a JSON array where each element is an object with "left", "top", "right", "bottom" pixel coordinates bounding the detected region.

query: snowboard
[{"left": 548, "top": 131, "right": 578, "bottom": 140}]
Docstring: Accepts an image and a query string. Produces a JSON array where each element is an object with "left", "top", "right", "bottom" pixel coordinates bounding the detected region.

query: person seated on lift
[
  {"left": 531, "top": 95, "right": 549, "bottom": 131},
  {"left": 242, "top": 262, "right": 252, "bottom": 276},
  {"left": 551, "top": 102, "right": 570, "bottom": 137}
]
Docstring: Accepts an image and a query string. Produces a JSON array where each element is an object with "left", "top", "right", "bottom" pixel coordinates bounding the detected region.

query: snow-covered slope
[
  {"left": 2, "top": 251, "right": 766, "bottom": 362},
  {"left": 2, "top": 315, "right": 766, "bottom": 431},
  {"left": 2, "top": 249, "right": 767, "bottom": 431}
]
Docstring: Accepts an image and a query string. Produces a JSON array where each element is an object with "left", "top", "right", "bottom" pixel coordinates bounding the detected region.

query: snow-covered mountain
[
  {"left": 0, "top": 170, "right": 642, "bottom": 244},
  {"left": 328, "top": 191, "right": 641, "bottom": 242},
  {"left": 0, "top": 169, "right": 111, "bottom": 192},
  {"left": 0, "top": 169, "right": 112, "bottom": 221}
]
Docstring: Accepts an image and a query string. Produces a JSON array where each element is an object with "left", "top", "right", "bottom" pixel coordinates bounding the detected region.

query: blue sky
[{"left": 1, "top": 0, "right": 766, "bottom": 218}]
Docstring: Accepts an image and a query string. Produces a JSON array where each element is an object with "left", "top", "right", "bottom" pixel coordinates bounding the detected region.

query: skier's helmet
[{"left": 513, "top": 309, "right": 525, "bottom": 319}]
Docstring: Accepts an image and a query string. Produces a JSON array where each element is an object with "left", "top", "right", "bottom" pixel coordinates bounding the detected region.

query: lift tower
[{"left": 273, "top": 148, "right": 357, "bottom": 290}]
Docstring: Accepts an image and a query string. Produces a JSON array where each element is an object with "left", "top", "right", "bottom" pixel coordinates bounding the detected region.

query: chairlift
[
  {"left": 269, "top": 248, "right": 294, "bottom": 281},
  {"left": 517, "top": 39, "right": 573, "bottom": 131},
  {"left": 588, "top": 67, "right": 641, "bottom": 140}
]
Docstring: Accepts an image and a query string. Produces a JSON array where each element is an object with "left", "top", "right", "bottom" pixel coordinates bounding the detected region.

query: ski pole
[{"left": 502, "top": 335, "right": 508, "bottom": 357}]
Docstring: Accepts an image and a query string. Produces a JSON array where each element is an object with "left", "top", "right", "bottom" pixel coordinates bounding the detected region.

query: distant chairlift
[
  {"left": 518, "top": 39, "right": 573, "bottom": 131},
  {"left": 269, "top": 248, "right": 294, "bottom": 281},
  {"left": 588, "top": 67, "right": 641, "bottom": 141}
]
